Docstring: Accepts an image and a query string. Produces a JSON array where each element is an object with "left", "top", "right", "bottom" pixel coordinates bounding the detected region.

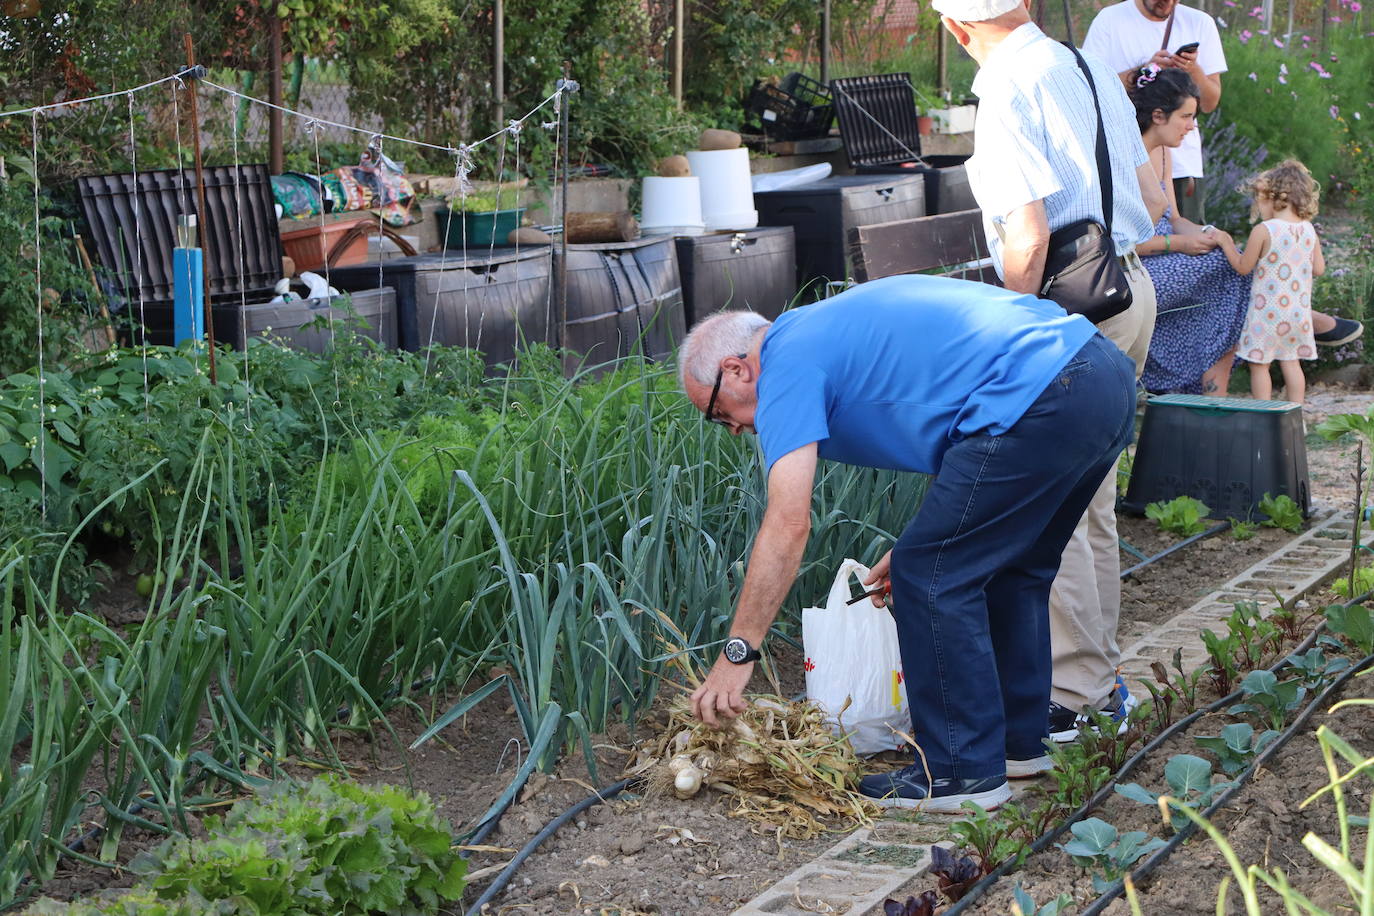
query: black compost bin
[
  {"left": 75, "top": 164, "right": 282, "bottom": 311},
  {"left": 128, "top": 288, "right": 397, "bottom": 352},
  {"left": 328, "top": 248, "right": 553, "bottom": 365},
  {"left": 753, "top": 174, "right": 925, "bottom": 295},
  {"left": 674, "top": 227, "right": 797, "bottom": 325},
  {"left": 557, "top": 236, "right": 685, "bottom": 364}
]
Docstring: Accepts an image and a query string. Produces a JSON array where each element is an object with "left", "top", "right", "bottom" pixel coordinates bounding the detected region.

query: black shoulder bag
[{"left": 1038, "top": 45, "right": 1134, "bottom": 325}]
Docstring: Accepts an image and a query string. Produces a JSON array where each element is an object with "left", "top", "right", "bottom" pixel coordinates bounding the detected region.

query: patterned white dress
[{"left": 1236, "top": 219, "right": 1317, "bottom": 363}]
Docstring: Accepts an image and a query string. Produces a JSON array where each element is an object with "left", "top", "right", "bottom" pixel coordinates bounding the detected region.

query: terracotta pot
[{"left": 917, "top": 115, "right": 934, "bottom": 136}]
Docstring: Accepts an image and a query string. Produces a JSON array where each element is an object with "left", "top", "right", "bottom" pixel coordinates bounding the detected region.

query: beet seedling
[
  {"left": 947, "top": 801, "right": 1029, "bottom": 874},
  {"left": 1116, "top": 754, "right": 1233, "bottom": 831},
  {"left": 928, "top": 844, "right": 981, "bottom": 902},
  {"left": 1057, "top": 817, "right": 1166, "bottom": 892},
  {"left": 1144, "top": 647, "right": 1202, "bottom": 729},
  {"left": 883, "top": 890, "right": 940, "bottom": 916},
  {"left": 1194, "top": 722, "right": 1280, "bottom": 776}
]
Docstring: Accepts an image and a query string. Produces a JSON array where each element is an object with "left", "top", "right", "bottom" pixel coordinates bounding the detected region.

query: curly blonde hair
[{"left": 1243, "top": 158, "right": 1320, "bottom": 221}]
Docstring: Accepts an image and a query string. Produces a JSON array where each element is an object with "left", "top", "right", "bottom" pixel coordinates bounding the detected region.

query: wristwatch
[{"left": 723, "top": 636, "right": 762, "bottom": 665}]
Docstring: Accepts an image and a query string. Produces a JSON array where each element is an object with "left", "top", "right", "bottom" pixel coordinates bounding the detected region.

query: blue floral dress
[{"left": 1140, "top": 208, "right": 1252, "bottom": 394}]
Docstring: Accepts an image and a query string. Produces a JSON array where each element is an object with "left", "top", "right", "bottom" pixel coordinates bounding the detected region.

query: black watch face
[{"left": 724, "top": 638, "right": 750, "bottom": 663}]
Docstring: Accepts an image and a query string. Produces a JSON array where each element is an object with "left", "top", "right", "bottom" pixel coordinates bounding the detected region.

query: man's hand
[
  {"left": 863, "top": 550, "right": 893, "bottom": 607},
  {"left": 691, "top": 657, "right": 753, "bottom": 726},
  {"left": 1148, "top": 49, "right": 1183, "bottom": 71}
]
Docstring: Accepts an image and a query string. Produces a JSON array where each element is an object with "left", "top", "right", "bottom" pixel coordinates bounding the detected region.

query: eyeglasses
[
  {"left": 704, "top": 366, "right": 728, "bottom": 426},
  {"left": 703, "top": 353, "right": 747, "bottom": 427}
]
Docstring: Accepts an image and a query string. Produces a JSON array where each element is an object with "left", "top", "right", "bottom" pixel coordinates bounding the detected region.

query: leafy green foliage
[
  {"left": 948, "top": 801, "right": 1028, "bottom": 874},
  {"left": 1324, "top": 602, "right": 1374, "bottom": 655},
  {"left": 1057, "top": 817, "right": 1166, "bottom": 892},
  {"left": 1283, "top": 647, "right": 1351, "bottom": 688},
  {"left": 1011, "top": 883, "right": 1074, "bottom": 916},
  {"left": 1116, "top": 754, "right": 1234, "bottom": 831},
  {"left": 1200, "top": 602, "right": 1285, "bottom": 697},
  {"left": 130, "top": 777, "right": 466, "bottom": 914},
  {"left": 1194, "top": 722, "right": 1280, "bottom": 776},
  {"left": 1258, "top": 492, "right": 1304, "bottom": 532},
  {"left": 1145, "top": 495, "right": 1209, "bottom": 537},
  {"left": 21, "top": 886, "right": 232, "bottom": 915},
  {"left": 1229, "top": 668, "right": 1307, "bottom": 731},
  {"left": 1228, "top": 517, "right": 1259, "bottom": 541},
  {"left": 1332, "top": 567, "right": 1374, "bottom": 600}
]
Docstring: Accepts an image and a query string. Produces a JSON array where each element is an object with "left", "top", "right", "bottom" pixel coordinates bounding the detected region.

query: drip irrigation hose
[
  {"left": 1078, "top": 647, "right": 1374, "bottom": 915},
  {"left": 944, "top": 590, "right": 1371, "bottom": 915},
  {"left": 462, "top": 776, "right": 640, "bottom": 916},
  {"left": 1119, "top": 520, "right": 1232, "bottom": 580}
]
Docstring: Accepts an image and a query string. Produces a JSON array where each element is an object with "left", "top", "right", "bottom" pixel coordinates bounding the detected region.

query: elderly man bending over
[{"left": 680, "top": 274, "right": 1135, "bottom": 811}]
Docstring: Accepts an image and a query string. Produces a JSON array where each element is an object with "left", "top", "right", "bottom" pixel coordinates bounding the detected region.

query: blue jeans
[{"left": 890, "top": 333, "right": 1136, "bottom": 779}]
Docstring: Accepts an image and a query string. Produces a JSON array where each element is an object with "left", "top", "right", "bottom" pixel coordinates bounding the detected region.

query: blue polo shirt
[{"left": 755, "top": 275, "right": 1098, "bottom": 475}]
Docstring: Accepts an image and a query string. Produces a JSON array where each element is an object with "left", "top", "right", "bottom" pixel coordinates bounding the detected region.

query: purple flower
[
  {"left": 1249, "top": 4, "right": 1262, "bottom": 13},
  {"left": 1273, "top": 37, "right": 1285, "bottom": 46},
  {"left": 1239, "top": 28, "right": 1252, "bottom": 40},
  {"left": 1353, "top": 1, "right": 1363, "bottom": 10},
  {"left": 1310, "top": 61, "right": 1326, "bottom": 73},
  {"left": 1247, "top": 71, "right": 1258, "bottom": 80},
  {"left": 1278, "top": 74, "right": 1288, "bottom": 83},
  {"left": 1331, "top": 14, "right": 1343, "bottom": 20},
  {"left": 1331, "top": 105, "right": 1340, "bottom": 119}
]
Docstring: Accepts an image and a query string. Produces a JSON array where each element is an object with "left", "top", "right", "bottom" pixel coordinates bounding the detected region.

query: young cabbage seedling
[
  {"left": 1116, "top": 754, "right": 1234, "bottom": 831},
  {"left": 1057, "top": 817, "right": 1166, "bottom": 893},
  {"left": 1194, "top": 722, "right": 1280, "bottom": 776},
  {"left": 1229, "top": 668, "right": 1307, "bottom": 731}
]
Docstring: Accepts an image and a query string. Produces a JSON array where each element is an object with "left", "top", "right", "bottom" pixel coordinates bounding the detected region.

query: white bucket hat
[{"left": 931, "top": 0, "right": 1023, "bottom": 21}]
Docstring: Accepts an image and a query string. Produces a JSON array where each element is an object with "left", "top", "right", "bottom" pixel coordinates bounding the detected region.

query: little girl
[{"left": 1215, "top": 159, "right": 1326, "bottom": 404}]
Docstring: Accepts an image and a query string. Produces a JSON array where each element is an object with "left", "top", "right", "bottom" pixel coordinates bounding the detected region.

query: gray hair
[{"left": 678, "top": 311, "right": 772, "bottom": 388}]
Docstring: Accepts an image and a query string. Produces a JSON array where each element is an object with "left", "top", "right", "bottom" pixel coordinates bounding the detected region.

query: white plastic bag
[{"left": 802, "top": 559, "right": 909, "bottom": 755}]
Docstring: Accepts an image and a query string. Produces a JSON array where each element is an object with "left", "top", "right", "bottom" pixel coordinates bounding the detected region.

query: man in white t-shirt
[{"left": 1083, "top": 0, "right": 1224, "bottom": 222}]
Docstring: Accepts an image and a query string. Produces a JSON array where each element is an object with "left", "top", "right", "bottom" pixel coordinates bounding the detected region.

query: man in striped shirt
[{"left": 937, "top": 0, "right": 1167, "bottom": 758}]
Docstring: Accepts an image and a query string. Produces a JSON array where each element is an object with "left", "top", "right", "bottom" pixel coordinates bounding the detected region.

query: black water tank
[{"left": 674, "top": 227, "right": 797, "bottom": 325}]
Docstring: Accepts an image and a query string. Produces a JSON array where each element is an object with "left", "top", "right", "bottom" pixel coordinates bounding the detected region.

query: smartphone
[{"left": 1175, "top": 41, "right": 1200, "bottom": 55}]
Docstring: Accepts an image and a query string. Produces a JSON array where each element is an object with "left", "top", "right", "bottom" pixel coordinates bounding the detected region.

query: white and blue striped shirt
[{"left": 966, "top": 23, "right": 1154, "bottom": 277}]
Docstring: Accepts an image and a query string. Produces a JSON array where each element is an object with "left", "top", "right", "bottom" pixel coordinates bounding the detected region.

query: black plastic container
[
  {"left": 328, "top": 249, "right": 553, "bottom": 365},
  {"left": 830, "top": 73, "right": 974, "bottom": 214},
  {"left": 128, "top": 288, "right": 397, "bottom": 352},
  {"left": 75, "top": 164, "right": 281, "bottom": 310},
  {"left": 1122, "top": 394, "right": 1310, "bottom": 520},
  {"left": 557, "top": 236, "right": 686, "bottom": 364},
  {"left": 753, "top": 174, "right": 925, "bottom": 294},
  {"left": 674, "top": 227, "right": 797, "bottom": 325},
  {"left": 745, "top": 72, "right": 834, "bottom": 141}
]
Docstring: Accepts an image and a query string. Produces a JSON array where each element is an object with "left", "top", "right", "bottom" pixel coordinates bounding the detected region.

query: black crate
[
  {"left": 75, "top": 164, "right": 281, "bottom": 310},
  {"left": 558, "top": 236, "right": 686, "bottom": 364},
  {"left": 830, "top": 73, "right": 974, "bottom": 214},
  {"left": 753, "top": 175, "right": 925, "bottom": 294},
  {"left": 745, "top": 72, "right": 834, "bottom": 141},
  {"left": 126, "top": 288, "right": 396, "bottom": 352},
  {"left": 675, "top": 227, "right": 797, "bottom": 325},
  {"left": 328, "top": 249, "right": 553, "bottom": 366},
  {"left": 1122, "top": 394, "right": 1310, "bottom": 521}
]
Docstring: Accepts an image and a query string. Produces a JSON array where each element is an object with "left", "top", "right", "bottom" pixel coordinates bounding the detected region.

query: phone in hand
[{"left": 1174, "top": 41, "right": 1200, "bottom": 55}]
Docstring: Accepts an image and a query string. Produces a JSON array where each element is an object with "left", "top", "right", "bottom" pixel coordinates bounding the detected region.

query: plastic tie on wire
[
  {"left": 556, "top": 78, "right": 581, "bottom": 94},
  {"left": 302, "top": 118, "right": 319, "bottom": 136},
  {"left": 506, "top": 119, "right": 522, "bottom": 138},
  {"left": 175, "top": 65, "right": 207, "bottom": 83}
]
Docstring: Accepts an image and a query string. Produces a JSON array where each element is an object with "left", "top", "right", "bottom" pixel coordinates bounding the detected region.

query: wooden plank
[{"left": 847, "top": 209, "right": 990, "bottom": 282}]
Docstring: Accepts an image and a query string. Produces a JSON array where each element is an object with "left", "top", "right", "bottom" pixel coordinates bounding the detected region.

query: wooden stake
[
  {"left": 558, "top": 62, "right": 571, "bottom": 351},
  {"left": 184, "top": 34, "right": 217, "bottom": 384}
]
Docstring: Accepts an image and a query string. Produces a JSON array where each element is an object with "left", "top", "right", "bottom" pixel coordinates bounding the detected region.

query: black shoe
[
  {"left": 1315, "top": 317, "right": 1364, "bottom": 347},
  {"left": 1048, "top": 693, "right": 1128, "bottom": 743},
  {"left": 858, "top": 766, "right": 1012, "bottom": 812}
]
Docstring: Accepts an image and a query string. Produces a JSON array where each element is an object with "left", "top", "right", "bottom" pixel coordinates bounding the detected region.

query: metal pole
[
  {"left": 672, "top": 0, "right": 684, "bottom": 110},
  {"left": 183, "top": 34, "right": 217, "bottom": 384},
  {"left": 558, "top": 62, "right": 571, "bottom": 350},
  {"left": 936, "top": 28, "right": 948, "bottom": 96},
  {"left": 268, "top": 8, "right": 284, "bottom": 175},
  {"left": 494, "top": 0, "right": 505, "bottom": 125},
  {"left": 820, "top": 0, "right": 832, "bottom": 85}
]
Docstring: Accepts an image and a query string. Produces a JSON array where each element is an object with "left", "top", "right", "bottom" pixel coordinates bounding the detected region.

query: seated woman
[{"left": 1129, "top": 67, "right": 1250, "bottom": 395}]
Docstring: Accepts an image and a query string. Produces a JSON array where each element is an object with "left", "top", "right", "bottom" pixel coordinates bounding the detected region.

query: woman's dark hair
[{"left": 1127, "top": 67, "right": 1200, "bottom": 133}]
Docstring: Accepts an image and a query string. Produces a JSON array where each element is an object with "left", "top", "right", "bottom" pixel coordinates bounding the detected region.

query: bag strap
[
  {"left": 825, "top": 559, "right": 872, "bottom": 609},
  {"left": 1063, "top": 43, "right": 1114, "bottom": 237}
]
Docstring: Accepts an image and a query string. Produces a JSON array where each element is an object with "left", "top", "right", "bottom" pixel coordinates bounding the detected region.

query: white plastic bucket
[
  {"left": 640, "top": 176, "right": 705, "bottom": 236},
  {"left": 686, "top": 148, "right": 758, "bottom": 231}
]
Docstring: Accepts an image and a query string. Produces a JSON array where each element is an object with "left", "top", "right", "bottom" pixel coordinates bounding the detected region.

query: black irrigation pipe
[
  {"left": 1079, "top": 647, "right": 1374, "bottom": 915},
  {"left": 462, "top": 776, "right": 641, "bottom": 916},
  {"left": 944, "top": 589, "right": 1371, "bottom": 916},
  {"left": 1119, "top": 520, "right": 1232, "bottom": 580}
]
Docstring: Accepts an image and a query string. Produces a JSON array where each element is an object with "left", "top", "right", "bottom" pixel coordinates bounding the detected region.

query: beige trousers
[{"left": 1048, "top": 253, "right": 1157, "bottom": 710}]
